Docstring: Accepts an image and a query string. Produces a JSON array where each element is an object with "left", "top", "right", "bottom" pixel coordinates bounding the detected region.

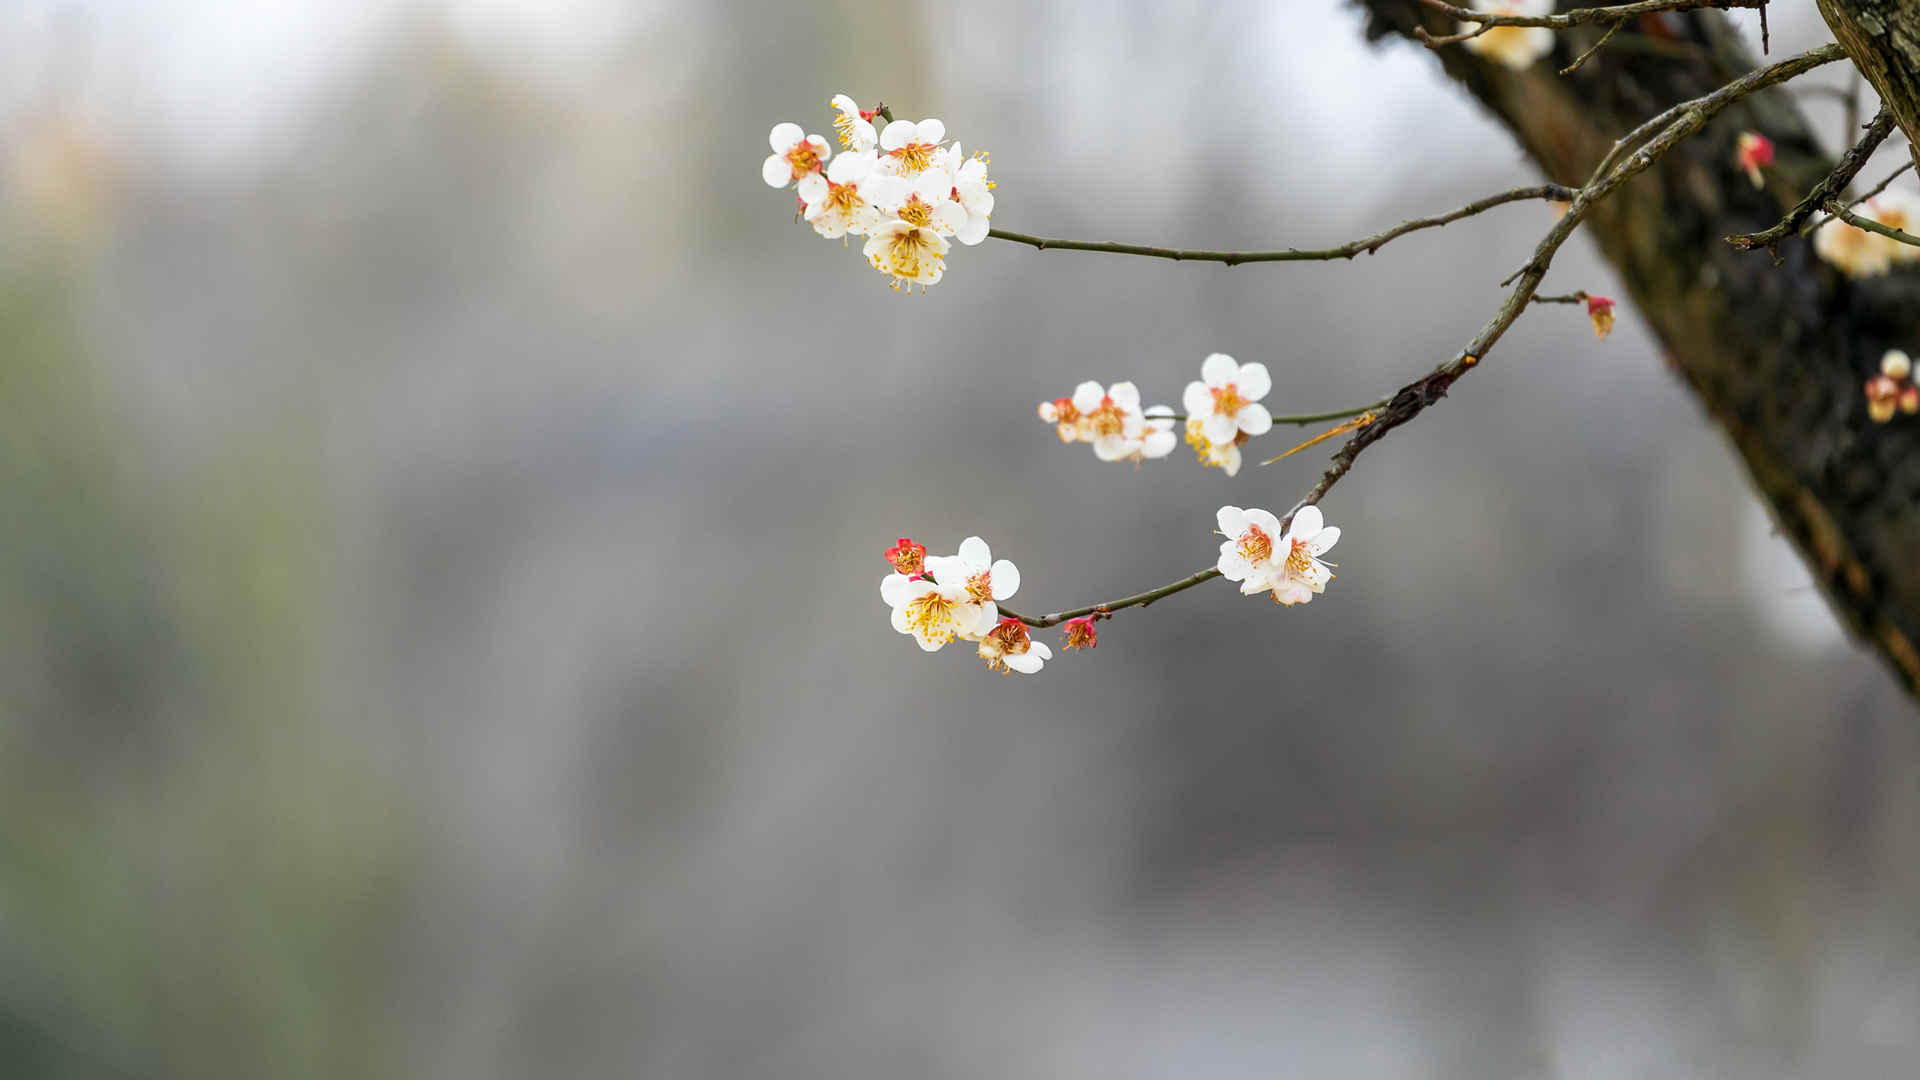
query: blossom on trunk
[
  {"left": 1735, "top": 132, "right": 1775, "bottom": 189},
  {"left": 1460, "top": 0, "right": 1555, "bottom": 71}
]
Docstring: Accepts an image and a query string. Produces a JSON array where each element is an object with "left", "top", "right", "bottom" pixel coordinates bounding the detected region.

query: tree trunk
[
  {"left": 1818, "top": 0, "right": 1920, "bottom": 171},
  {"left": 1357, "top": 1, "right": 1920, "bottom": 698}
]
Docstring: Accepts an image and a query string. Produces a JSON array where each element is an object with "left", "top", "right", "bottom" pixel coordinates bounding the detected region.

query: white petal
[
  {"left": 891, "top": 604, "right": 911, "bottom": 633},
  {"left": 957, "top": 536, "right": 991, "bottom": 569},
  {"left": 1235, "top": 362, "right": 1271, "bottom": 401},
  {"left": 1182, "top": 381, "right": 1212, "bottom": 416},
  {"left": 1305, "top": 526, "right": 1340, "bottom": 556},
  {"left": 957, "top": 213, "right": 989, "bottom": 246},
  {"left": 762, "top": 154, "right": 790, "bottom": 187},
  {"left": 915, "top": 630, "right": 946, "bottom": 651},
  {"left": 917, "top": 118, "right": 945, "bottom": 144},
  {"left": 974, "top": 601, "right": 999, "bottom": 630},
  {"left": 1200, "top": 352, "right": 1238, "bottom": 387},
  {"left": 797, "top": 173, "right": 828, "bottom": 206},
  {"left": 1237, "top": 402, "right": 1273, "bottom": 436},
  {"left": 1220, "top": 446, "right": 1242, "bottom": 477},
  {"left": 881, "top": 573, "right": 912, "bottom": 607},
  {"left": 990, "top": 559, "right": 1020, "bottom": 600},
  {"left": 828, "top": 151, "right": 873, "bottom": 183},
  {"left": 1107, "top": 381, "right": 1141, "bottom": 411},
  {"left": 1072, "top": 381, "right": 1105, "bottom": 412},
  {"left": 1005, "top": 652, "right": 1044, "bottom": 674},
  {"left": 1030, "top": 640, "right": 1052, "bottom": 661},
  {"left": 1236, "top": 507, "right": 1282, "bottom": 534},
  {"left": 1217, "top": 506, "right": 1250, "bottom": 538},
  {"left": 1141, "top": 430, "right": 1176, "bottom": 458},
  {"left": 1288, "top": 505, "right": 1324, "bottom": 541},
  {"left": 1202, "top": 413, "right": 1237, "bottom": 445},
  {"left": 1239, "top": 577, "right": 1268, "bottom": 595},
  {"left": 923, "top": 555, "right": 962, "bottom": 585},
  {"left": 1217, "top": 551, "right": 1251, "bottom": 580},
  {"left": 769, "top": 122, "right": 803, "bottom": 152},
  {"left": 880, "top": 121, "right": 914, "bottom": 151},
  {"left": 1094, "top": 436, "right": 1132, "bottom": 461},
  {"left": 930, "top": 201, "right": 967, "bottom": 234}
]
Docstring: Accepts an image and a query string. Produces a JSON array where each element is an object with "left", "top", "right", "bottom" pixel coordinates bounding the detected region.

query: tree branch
[
  {"left": 1727, "top": 106, "right": 1895, "bottom": 251},
  {"left": 1823, "top": 199, "right": 1920, "bottom": 246},
  {"left": 985, "top": 184, "right": 1575, "bottom": 266},
  {"left": 1416, "top": 0, "right": 1762, "bottom": 31}
]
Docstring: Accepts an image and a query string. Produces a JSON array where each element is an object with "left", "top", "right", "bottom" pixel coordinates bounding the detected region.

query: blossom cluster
[
  {"left": 1036, "top": 353, "right": 1274, "bottom": 475},
  {"left": 1460, "top": 0, "right": 1555, "bottom": 71},
  {"left": 762, "top": 95, "right": 994, "bottom": 291},
  {"left": 1215, "top": 505, "right": 1341, "bottom": 606},
  {"left": 1815, "top": 190, "right": 1920, "bottom": 278},
  {"left": 880, "top": 535, "right": 1053, "bottom": 674},
  {"left": 1867, "top": 349, "right": 1920, "bottom": 423}
]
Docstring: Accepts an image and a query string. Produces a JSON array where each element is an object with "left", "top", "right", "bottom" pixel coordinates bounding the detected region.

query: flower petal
[
  {"left": 1237, "top": 402, "right": 1273, "bottom": 436},
  {"left": 1201, "top": 352, "right": 1238, "bottom": 387},
  {"left": 797, "top": 173, "right": 828, "bottom": 206},
  {"left": 762, "top": 154, "right": 791, "bottom": 187},
  {"left": 1220, "top": 446, "right": 1242, "bottom": 477},
  {"left": 1235, "top": 362, "right": 1271, "bottom": 401},
  {"left": 990, "top": 559, "right": 1020, "bottom": 600},
  {"left": 1141, "top": 430, "right": 1176, "bottom": 458},
  {"left": 1288, "top": 505, "right": 1323, "bottom": 541},
  {"left": 1245, "top": 508, "right": 1283, "bottom": 538},
  {"left": 1072, "top": 381, "right": 1105, "bottom": 413},
  {"left": 1005, "top": 652, "right": 1043, "bottom": 674},
  {"left": 1107, "top": 381, "right": 1141, "bottom": 412},
  {"left": 1305, "top": 526, "right": 1339, "bottom": 556},
  {"left": 957, "top": 213, "right": 989, "bottom": 246},
  {"left": 1182, "top": 381, "right": 1212, "bottom": 416},
  {"left": 1094, "top": 436, "right": 1132, "bottom": 461},
  {"left": 1202, "top": 412, "right": 1237, "bottom": 445},
  {"left": 769, "top": 122, "right": 803, "bottom": 152},
  {"left": 881, "top": 573, "right": 912, "bottom": 607},
  {"left": 1217, "top": 551, "right": 1251, "bottom": 579},
  {"left": 1216, "top": 505, "right": 1249, "bottom": 537},
  {"left": 957, "top": 536, "right": 991, "bottom": 569},
  {"left": 891, "top": 604, "right": 911, "bottom": 633},
  {"left": 917, "top": 118, "right": 945, "bottom": 144}
]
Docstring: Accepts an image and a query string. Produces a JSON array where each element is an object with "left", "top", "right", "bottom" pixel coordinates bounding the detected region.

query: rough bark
[
  {"left": 1357, "top": 1, "right": 1920, "bottom": 697},
  {"left": 1818, "top": 0, "right": 1920, "bottom": 172}
]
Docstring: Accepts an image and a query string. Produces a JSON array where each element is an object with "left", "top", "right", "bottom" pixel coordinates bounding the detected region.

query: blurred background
[{"left": 1, "top": 1, "right": 1916, "bottom": 1076}]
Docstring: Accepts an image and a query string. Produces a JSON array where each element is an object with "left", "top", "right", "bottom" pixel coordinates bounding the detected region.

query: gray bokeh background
[{"left": 2, "top": 2, "right": 1916, "bottom": 1077}]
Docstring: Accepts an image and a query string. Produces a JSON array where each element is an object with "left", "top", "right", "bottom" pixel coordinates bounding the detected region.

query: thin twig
[
  {"left": 1130, "top": 401, "right": 1389, "bottom": 426},
  {"left": 1802, "top": 160, "right": 1916, "bottom": 235},
  {"left": 987, "top": 184, "right": 1575, "bottom": 266},
  {"left": 1727, "top": 107, "right": 1895, "bottom": 252},
  {"left": 1824, "top": 200, "right": 1920, "bottom": 247},
  {"left": 1560, "top": 21, "right": 1624, "bottom": 75},
  {"left": 1531, "top": 291, "right": 1593, "bottom": 304},
  {"left": 1003, "top": 43, "right": 1846, "bottom": 630},
  {"left": 1413, "top": 0, "right": 1763, "bottom": 49}
]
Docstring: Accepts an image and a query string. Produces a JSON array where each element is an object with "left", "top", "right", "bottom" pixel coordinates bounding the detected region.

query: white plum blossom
[
  {"left": 830, "top": 93, "right": 877, "bottom": 152},
  {"left": 1815, "top": 189, "right": 1920, "bottom": 277},
  {"left": 805, "top": 150, "right": 884, "bottom": 239},
  {"left": 924, "top": 536, "right": 1020, "bottom": 633},
  {"left": 1037, "top": 396, "right": 1084, "bottom": 442},
  {"left": 873, "top": 168, "right": 967, "bottom": 237},
  {"left": 1183, "top": 353, "right": 1274, "bottom": 446},
  {"left": 763, "top": 122, "right": 832, "bottom": 205},
  {"left": 864, "top": 219, "right": 951, "bottom": 289},
  {"left": 943, "top": 143, "right": 996, "bottom": 245},
  {"left": 883, "top": 572, "right": 989, "bottom": 650},
  {"left": 1184, "top": 417, "right": 1245, "bottom": 476},
  {"left": 978, "top": 617, "right": 1053, "bottom": 674},
  {"left": 1460, "top": 0, "right": 1555, "bottom": 72},
  {"left": 1215, "top": 504, "right": 1340, "bottom": 606},
  {"left": 877, "top": 117, "right": 947, "bottom": 178}
]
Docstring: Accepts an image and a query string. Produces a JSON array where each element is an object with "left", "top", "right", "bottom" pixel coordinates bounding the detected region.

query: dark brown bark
[
  {"left": 1357, "top": 1, "right": 1920, "bottom": 697},
  {"left": 1818, "top": 0, "right": 1920, "bottom": 172}
]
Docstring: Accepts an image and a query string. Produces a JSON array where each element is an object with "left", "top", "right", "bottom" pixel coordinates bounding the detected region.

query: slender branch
[
  {"left": 1560, "top": 21, "right": 1624, "bottom": 75},
  {"left": 1824, "top": 200, "right": 1920, "bottom": 247},
  {"left": 1420, "top": 0, "right": 1758, "bottom": 48},
  {"left": 999, "top": 569, "right": 1223, "bottom": 629},
  {"left": 1138, "top": 401, "right": 1386, "bottom": 425},
  {"left": 1727, "top": 107, "right": 1894, "bottom": 251},
  {"left": 1005, "top": 43, "right": 1846, "bottom": 632},
  {"left": 1531, "top": 291, "right": 1593, "bottom": 304},
  {"left": 986, "top": 184, "right": 1574, "bottom": 266},
  {"left": 1803, "top": 160, "right": 1916, "bottom": 234}
]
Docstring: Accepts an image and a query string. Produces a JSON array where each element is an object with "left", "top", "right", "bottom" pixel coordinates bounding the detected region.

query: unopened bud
[
  {"left": 1736, "top": 132, "right": 1775, "bottom": 189},
  {"left": 1586, "top": 295, "right": 1616, "bottom": 341},
  {"left": 1882, "top": 349, "right": 1912, "bottom": 380}
]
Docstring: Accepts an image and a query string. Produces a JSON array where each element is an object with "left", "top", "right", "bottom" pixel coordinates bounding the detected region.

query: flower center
[
  {"left": 889, "top": 142, "right": 937, "bottom": 175},
  {"left": 1237, "top": 525, "right": 1274, "bottom": 565},
  {"left": 823, "top": 182, "right": 863, "bottom": 213},
  {"left": 1211, "top": 384, "right": 1247, "bottom": 416},
  {"left": 875, "top": 228, "right": 943, "bottom": 286},
  {"left": 898, "top": 196, "right": 935, "bottom": 228},
  {"left": 905, "top": 591, "right": 957, "bottom": 643},
  {"left": 966, "top": 571, "right": 994, "bottom": 603},
  {"left": 987, "top": 618, "right": 1030, "bottom": 656},
  {"left": 1087, "top": 397, "right": 1126, "bottom": 438},
  {"left": 785, "top": 140, "right": 821, "bottom": 180}
]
